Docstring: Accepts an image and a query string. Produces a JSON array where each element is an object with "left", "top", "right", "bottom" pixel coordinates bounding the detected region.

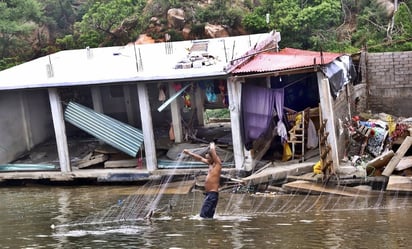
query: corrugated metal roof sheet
[
  {"left": 232, "top": 47, "right": 344, "bottom": 74},
  {"left": 64, "top": 102, "right": 143, "bottom": 157}
]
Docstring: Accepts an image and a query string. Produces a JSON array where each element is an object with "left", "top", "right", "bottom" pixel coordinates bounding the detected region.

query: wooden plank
[
  {"left": 76, "top": 154, "right": 108, "bottom": 169},
  {"left": 282, "top": 180, "right": 372, "bottom": 197},
  {"left": 104, "top": 159, "right": 137, "bottom": 168},
  {"left": 252, "top": 122, "right": 277, "bottom": 163},
  {"left": 241, "top": 162, "right": 314, "bottom": 185},
  {"left": 366, "top": 150, "right": 395, "bottom": 169},
  {"left": 94, "top": 145, "right": 120, "bottom": 154},
  {"left": 386, "top": 175, "right": 412, "bottom": 193},
  {"left": 395, "top": 156, "right": 412, "bottom": 171},
  {"left": 382, "top": 136, "right": 412, "bottom": 176}
]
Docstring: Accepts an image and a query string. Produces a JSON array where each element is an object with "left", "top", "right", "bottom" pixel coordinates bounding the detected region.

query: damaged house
[
  {"left": 225, "top": 46, "right": 358, "bottom": 182},
  {"left": 0, "top": 30, "right": 410, "bottom": 191}
]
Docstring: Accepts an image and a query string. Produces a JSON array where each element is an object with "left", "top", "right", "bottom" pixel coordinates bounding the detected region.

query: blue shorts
[{"left": 200, "top": 191, "right": 219, "bottom": 218}]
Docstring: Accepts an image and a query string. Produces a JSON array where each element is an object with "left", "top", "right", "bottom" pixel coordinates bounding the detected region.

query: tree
[
  {"left": 74, "top": 0, "right": 147, "bottom": 47},
  {"left": 0, "top": 0, "right": 42, "bottom": 60},
  {"left": 242, "top": 1, "right": 274, "bottom": 34},
  {"left": 271, "top": 0, "right": 342, "bottom": 50}
]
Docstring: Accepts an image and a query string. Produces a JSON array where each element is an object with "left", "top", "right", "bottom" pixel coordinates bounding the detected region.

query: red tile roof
[{"left": 231, "top": 47, "right": 344, "bottom": 74}]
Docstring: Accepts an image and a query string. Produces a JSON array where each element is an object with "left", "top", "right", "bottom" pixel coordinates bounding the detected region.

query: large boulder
[
  {"left": 135, "top": 34, "right": 155, "bottom": 44},
  {"left": 204, "top": 23, "right": 229, "bottom": 38},
  {"left": 167, "top": 8, "right": 185, "bottom": 30}
]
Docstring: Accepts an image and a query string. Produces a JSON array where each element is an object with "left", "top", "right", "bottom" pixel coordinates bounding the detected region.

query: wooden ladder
[{"left": 289, "top": 109, "right": 308, "bottom": 161}]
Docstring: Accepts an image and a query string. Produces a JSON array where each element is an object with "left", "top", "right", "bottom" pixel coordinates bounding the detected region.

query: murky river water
[{"left": 0, "top": 184, "right": 411, "bottom": 249}]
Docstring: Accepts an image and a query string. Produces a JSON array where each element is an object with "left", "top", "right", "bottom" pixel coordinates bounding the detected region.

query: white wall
[{"left": 0, "top": 90, "right": 53, "bottom": 164}]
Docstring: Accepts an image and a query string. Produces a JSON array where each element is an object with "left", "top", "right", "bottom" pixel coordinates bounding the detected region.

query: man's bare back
[
  {"left": 204, "top": 144, "right": 222, "bottom": 192},
  {"left": 183, "top": 142, "right": 222, "bottom": 192},
  {"left": 183, "top": 142, "right": 222, "bottom": 218}
]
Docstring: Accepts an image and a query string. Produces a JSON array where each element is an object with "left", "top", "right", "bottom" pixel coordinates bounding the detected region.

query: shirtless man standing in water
[{"left": 183, "top": 142, "right": 222, "bottom": 218}]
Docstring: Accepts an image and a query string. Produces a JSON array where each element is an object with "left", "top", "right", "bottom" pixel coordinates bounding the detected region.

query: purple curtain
[{"left": 242, "top": 84, "right": 277, "bottom": 148}]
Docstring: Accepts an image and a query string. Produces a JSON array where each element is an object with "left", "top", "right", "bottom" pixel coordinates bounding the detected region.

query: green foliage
[
  {"left": 0, "top": 57, "right": 20, "bottom": 71},
  {"left": 205, "top": 108, "right": 230, "bottom": 121},
  {"left": 3, "top": 0, "right": 412, "bottom": 70},
  {"left": 0, "top": 0, "right": 42, "bottom": 58},
  {"left": 38, "top": 0, "right": 77, "bottom": 35},
  {"left": 79, "top": 0, "right": 133, "bottom": 32},
  {"left": 272, "top": 0, "right": 342, "bottom": 49},
  {"left": 166, "top": 29, "right": 184, "bottom": 41},
  {"left": 190, "top": 23, "right": 205, "bottom": 39},
  {"left": 56, "top": 34, "right": 76, "bottom": 50},
  {"left": 195, "top": 0, "right": 243, "bottom": 27},
  {"left": 242, "top": 11, "right": 269, "bottom": 33},
  {"left": 75, "top": 0, "right": 147, "bottom": 47},
  {"left": 392, "top": 3, "right": 412, "bottom": 43}
]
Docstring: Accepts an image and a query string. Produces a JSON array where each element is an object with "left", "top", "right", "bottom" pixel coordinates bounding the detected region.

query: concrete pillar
[
  {"left": 137, "top": 83, "right": 157, "bottom": 171},
  {"left": 168, "top": 82, "right": 183, "bottom": 143},
  {"left": 227, "top": 77, "right": 248, "bottom": 171},
  {"left": 48, "top": 88, "right": 71, "bottom": 172},
  {"left": 91, "top": 86, "right": 103, "bottom": 113},
  {"left": 317, "top": 72, "right": 340, "bottom": 173}
]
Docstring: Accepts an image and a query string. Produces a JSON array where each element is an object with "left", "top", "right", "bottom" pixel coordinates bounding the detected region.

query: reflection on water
[{"left": 0, "top": 185, "right": 411, "bottom": 249}]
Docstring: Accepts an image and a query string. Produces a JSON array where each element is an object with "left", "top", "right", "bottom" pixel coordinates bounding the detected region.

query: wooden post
[
  {"left": 48, "top": 88, "right": 71, "bottom": 172},
  {"left": 137, "top": 83, "right": 157, "bottom": 172},
  {"left": 168, "top": 82, "right": 183, "bottom": 143},
  {"left": 382, "top": 136, "right": 412, "bottom": 176},
  {"left": 227, "top": 77, "right": 246, "bottom": 171}
]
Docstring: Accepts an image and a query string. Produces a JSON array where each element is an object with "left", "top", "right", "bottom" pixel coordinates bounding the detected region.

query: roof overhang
[{"left": 0, "top": 33, "right": 272, "bottom": 91}]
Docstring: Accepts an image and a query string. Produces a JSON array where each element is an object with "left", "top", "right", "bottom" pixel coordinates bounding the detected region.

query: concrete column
[
  {"left": 317, "top": 72, "right": 339, "bottom": 173},
  {"left": 227, "top": 77, "right": 248, "bottom": 171},
  {"left": 137, "top": 83, "right": 157, "bottom": 172},
  {"left": 194, "top": 83, "right": 205, "bottom": 126},
  {"left": 168, "top": 82, "right": 183, "bottom": 143},
  {"left": 48, "top": 88, "right": 71, "bottom": 172},
  {"left": 19, "top": 92, "right": 33, "bottom": 150},
  {"left": 123, "top": 85, "right": 137, "bottom": 126},
  {"left": 91, "top": 86, "right": 103, "bottom": 113}
]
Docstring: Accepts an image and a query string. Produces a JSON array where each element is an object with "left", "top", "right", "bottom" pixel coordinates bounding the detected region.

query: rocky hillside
[{"left": 1, "top": 0, "right": 410, "bottom": 71}]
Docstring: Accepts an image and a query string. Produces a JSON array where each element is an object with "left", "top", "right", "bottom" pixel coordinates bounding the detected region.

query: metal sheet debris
[{"left": 64, "top": 102, "right": 143, "bottom": 157}]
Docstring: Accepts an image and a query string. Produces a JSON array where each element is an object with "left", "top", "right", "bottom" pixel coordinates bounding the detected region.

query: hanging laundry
[
  {"left": 169, "top": 123, "right": 175, "bottom": 141},
  {"left": 158, "top": 84, "right": 166, "bottom": 102},
  {"left": 218, "top": 81, "right": 228, "bottom": 106},
  {"left": 205, "top": 82, "right": 217, "bottom": 102},
  {"left": 173, "top": 82, "right": 182, "bottom": 91},
  {"left": 307, "top": 119, "right": 319, "bottom": 149},
  {"left": 183, "top": 92, "right": 191, "bottom": 109}
]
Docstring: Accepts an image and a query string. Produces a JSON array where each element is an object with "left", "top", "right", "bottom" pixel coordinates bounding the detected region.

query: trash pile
[{"left": 344, "top": 112, "right": 412, "bottom": 177}]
